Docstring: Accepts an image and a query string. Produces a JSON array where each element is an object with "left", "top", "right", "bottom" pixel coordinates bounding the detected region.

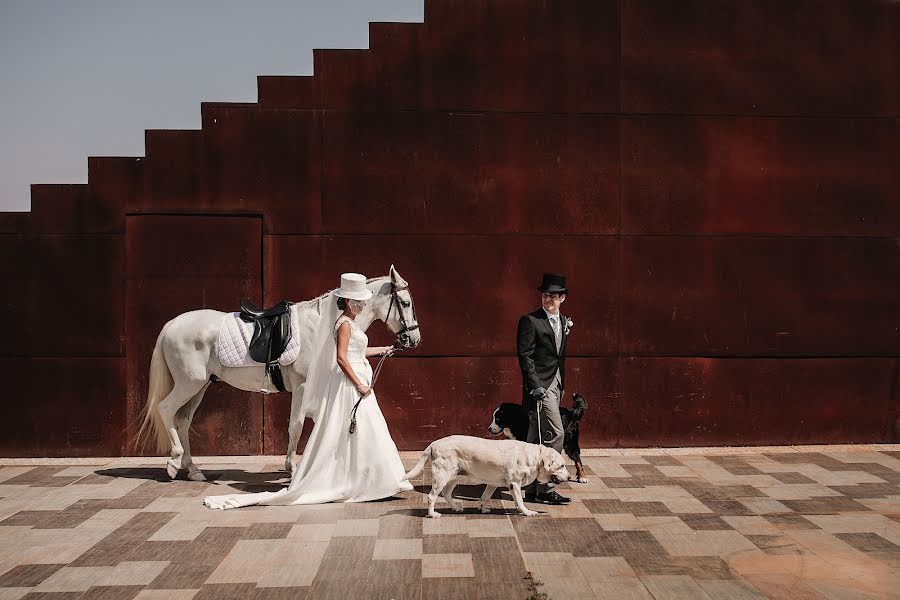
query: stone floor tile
[
  {"left": 287, "top": 523, "right": 334, "bottom": 541},
  {"left": 640, "top": 574, "right": 714, "bottom": 599},
  {"left": 32, "top": 566, "right": 112, "bottom": 593},
  {"left": 696, "top": 578, "right": 767, "bottom": 599},
  {"left": 332, "top": 518, "right": 379, "bottom": 537},
  {"left": 575, "top": 556, "right": 638, "bottom": 580},
  {"left": 133, "top": 591, "right": 199, "bottom": 600},
  {"left": 421, "top": 553, "right": 474, "bottom": 578},
  {"left": 373, "top": 538, "right": 423, "bottom": 560},
  {"left": 588, "top": 578, "right": 655, "bottom": 599},
  {"left": 540, "top": 575, "right": 596, "bottom": 599}
]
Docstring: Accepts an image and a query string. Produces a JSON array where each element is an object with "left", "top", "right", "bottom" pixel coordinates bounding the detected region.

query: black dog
[{"left": 487, "top": 393, "right": 588, "bottom": 482}]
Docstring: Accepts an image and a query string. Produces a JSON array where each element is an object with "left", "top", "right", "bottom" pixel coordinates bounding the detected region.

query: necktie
[{"left": 550, "top": 316, "right": 561, "bottom": 350}]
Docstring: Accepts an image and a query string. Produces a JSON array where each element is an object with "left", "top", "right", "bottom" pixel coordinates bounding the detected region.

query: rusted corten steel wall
[{"left": 1, "top": 0, "right": 898, "bottom": 456}]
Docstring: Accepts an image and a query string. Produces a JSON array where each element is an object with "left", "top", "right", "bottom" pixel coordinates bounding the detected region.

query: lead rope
[{"left": 349, "top": 344, "right": 402, "bottom": 434}]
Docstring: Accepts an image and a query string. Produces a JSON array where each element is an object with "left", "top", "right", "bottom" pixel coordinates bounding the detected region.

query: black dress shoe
[{"left": 534, "top": 491, "right": 571, "bottom": 505}]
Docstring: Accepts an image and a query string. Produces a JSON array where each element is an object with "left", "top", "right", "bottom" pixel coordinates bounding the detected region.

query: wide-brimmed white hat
[{"left": 335, "top": 273, "right": 373, "bottom": 301}]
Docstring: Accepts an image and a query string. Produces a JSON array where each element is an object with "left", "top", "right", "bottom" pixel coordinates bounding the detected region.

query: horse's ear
[{"left": 390, "top": 264, "right": 405, "bottom": 285}]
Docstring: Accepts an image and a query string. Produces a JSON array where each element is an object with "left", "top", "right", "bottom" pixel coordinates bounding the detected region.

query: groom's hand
[{"left": 531, "top": 387, "right": 547, "bottom": 399}]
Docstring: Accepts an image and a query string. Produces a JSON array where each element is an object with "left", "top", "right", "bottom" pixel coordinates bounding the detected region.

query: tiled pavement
[{"left": 0, "top": 446, "right": 898, "bottom": 599}]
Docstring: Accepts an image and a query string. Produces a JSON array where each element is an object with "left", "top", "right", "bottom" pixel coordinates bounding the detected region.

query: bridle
[
  {"left": 384, "top": 282, "right": 420, "bottom": 348},
  {"left": 348, "top": 281, "right": 420, "bottom": 434}
]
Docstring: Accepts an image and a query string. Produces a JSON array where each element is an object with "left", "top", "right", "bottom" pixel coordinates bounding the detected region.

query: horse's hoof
[
  {"left": 480, "top": 507, "right": 491, "bottom": 514},
  {"left": 165, "top": 460, "right": 180, "bottom": 479},
  {"left": 284, "top": 460, "right": 293, "bottom": 474},
  {"left": 428, "top": 512, "right": 441, "bottom": 519},
  {"left": 188, "top": 470, "right": 207, "bottom": 482}
]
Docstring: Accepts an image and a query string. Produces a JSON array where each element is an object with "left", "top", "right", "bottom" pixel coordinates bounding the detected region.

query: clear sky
[{"left": 0, "top": 0, "right": 423, "bottom": 211}]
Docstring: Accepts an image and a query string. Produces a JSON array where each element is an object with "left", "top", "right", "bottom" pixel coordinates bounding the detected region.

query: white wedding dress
[{"left": 204, "top": 314, "right": 412, "bottom": 509}]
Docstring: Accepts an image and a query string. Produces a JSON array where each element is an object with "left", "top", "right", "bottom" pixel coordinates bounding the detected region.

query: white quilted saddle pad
[{"left": 216, "top": 308, "right": 301, "bottom": 368}]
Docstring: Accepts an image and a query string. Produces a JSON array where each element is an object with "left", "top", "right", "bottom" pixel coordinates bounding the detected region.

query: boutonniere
[{"left": 564, "top": 318, "right": 573, "bottom": 335}]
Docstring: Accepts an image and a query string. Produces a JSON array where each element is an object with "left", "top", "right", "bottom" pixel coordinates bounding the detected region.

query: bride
[{"left": 204, "top": 273, "right": 413, "bottom": 509}]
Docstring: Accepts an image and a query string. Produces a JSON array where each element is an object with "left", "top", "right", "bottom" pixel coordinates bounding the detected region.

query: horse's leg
[
  {"left": 158, "top": 382, "right": 205, "bottom": 479},
  {"left": 176, "top": 382, "right": 210, "bottom": 482},
  {"left": 284, "top": 384, "right": 305, "bottom": 473}
]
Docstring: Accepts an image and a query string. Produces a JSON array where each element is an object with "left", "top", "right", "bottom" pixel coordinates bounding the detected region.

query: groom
[{"left": 517, "top": 273, "right": 571, "bottom": 505}]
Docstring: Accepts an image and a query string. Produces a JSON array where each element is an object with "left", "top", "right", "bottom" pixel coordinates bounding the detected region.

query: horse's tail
[
  {"left": 136, "top": 324, "right": 174, "bottom": 454},
  {"left": 401, "top": 444, "right": 433, "bottom": 481}
]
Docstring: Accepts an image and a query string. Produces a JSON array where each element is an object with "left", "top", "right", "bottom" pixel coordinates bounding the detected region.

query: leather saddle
[{"left": 239, "top": 299, "right": 293, "bottom": 390}]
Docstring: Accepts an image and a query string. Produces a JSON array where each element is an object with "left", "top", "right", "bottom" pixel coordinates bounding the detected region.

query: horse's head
[{"left": 370, "top": 265, "right": 421, "bottom": 349}]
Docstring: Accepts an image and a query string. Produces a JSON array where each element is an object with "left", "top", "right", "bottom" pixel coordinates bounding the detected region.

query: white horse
[{"left": 137, "top": 266, "right": 421, "bottom": 481}]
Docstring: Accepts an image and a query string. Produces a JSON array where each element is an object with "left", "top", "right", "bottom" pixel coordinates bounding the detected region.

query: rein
[
  {"left": 349, "top": 345, "right": 401, "bottom": 434},
  {"left": 348, "top": 282, "right": 419, "bottom": 434}
]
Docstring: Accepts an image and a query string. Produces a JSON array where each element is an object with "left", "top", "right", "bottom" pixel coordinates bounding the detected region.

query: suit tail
[{"left": 570, "top": 393, "right": 587, "bottom": 421}]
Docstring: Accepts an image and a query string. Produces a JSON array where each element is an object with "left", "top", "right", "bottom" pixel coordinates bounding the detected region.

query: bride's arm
[
  {"left": 365, "top": 346, "right": 393, "bottom": 357},
  {"left": 335, "top": 322, "right": 371, "bottom": 396}
]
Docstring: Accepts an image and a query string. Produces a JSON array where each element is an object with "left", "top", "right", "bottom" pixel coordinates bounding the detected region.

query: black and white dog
[{"left": 487, "top": 393, "right": 588, "bottom": 482}]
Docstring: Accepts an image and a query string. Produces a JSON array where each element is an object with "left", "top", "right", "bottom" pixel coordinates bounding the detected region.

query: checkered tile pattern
[{"left": 1, "top": 446, "right": 898, "bottom": 599}]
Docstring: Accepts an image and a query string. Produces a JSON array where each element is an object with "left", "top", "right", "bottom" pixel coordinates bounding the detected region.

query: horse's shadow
[{"left": 93, "top": 467, "right": 291, "bottom": 493}]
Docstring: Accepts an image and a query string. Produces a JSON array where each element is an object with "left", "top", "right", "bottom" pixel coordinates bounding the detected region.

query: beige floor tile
[
  {"left": 523, "top": 552, "right": 581, "bottom": 578},
  {"left": 803, "top": 513, "right": 898, "bottom": 534},
  {"left": 652, "top": 532, "right": 759, "bottom": 557},
  {"left": 594, "top": 513, "right": 644, "bottom": 531},
  {"left": 660, "top": 497, "right": 715, "bottom": 514},
  {"left": 422, "top": 515, "right": 468, "bottom": 535},
  {"left": 722, "top": 516, "right": 782, "bottom": 536},
  {"left": 588, "top": 579, "right": 655, "bottom": 600},
  {"left": 374, "top": 538, "right": 423, "bottom": 560},
  {"left": 738, "top": 497, "right": 792, "bottom": 515},
  {"left": 806, "top": 578, "right": 892, "bottom": 600},
  {"left": 637, "top": 516, "right": 695, "bottom": 534},
  {"left": 547, "top": 501, "right": 594, "bottom": 518},
  {"left": 257, "top": 540, "right": 329, "bottom": 588},
  {"left": 540, "top": 575, "right": 596, "bottom": 599},
  {"left": 621, "top": 448, "right": 670, "bottom": 456},
  {"left": 466, "top": 517, "right": 517, "bottom": 536},
  {"left": 33, "top": 566, "right": 113, "bottom": 592},
  {"left": 696, "top": 578, "right": 767, "bottom": 599},
  {"left": 421, "top": 553, "right": 475, "bottom": 578},
  {"left": 640, "top": 574, "right": 713, "bottom": 599},
  {"left": 582, "top": 459, "right": 632, "bottom": 478},
  {"left": 134, "top": 590, "right": 199, "bottom": 600},
  {"left": 788, "top": 530, "right": 897, "bottom": 586},
  {"left": 657, "top": 465, "right": 701, "bottom": 478},
  {"left": 614, "top": 486, "right": 695, "bottom": 502},
  {"left": 20, "top": 541, "right": 102, "bottom": 564},
  {"left": 96, "top": 561, "right": 170, "bottom": 586},
  {"left": 288, "top": 523, "right": 335, "bottom": 541},
  {"left": 576, "top": 556, "right": 637, "bottom": 581},
  {"left": 206, "top": 539, "right": 285, "bottom": 584},
  {"left": 762, "top": 484, "right": 843, "bottom": 500},
  {"left": 581, "top": 449, "right": 624, "bottom": 457},
  {"left": 148, "top": 515, "right": 211, "bottom": 541},
  {"left": 333, "top": 518, "right": 380, "bottom": 537},
  {"left": 0, "top": 467, "right": 35, "bottom": 484}
]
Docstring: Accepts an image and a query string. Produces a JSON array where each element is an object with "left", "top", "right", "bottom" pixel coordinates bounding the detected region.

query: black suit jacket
[{"left": 517, "top": 308, "right": 568, "bottom": 410}]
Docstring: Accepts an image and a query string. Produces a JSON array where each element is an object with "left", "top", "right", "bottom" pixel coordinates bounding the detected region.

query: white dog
[{"left": 402, "top": 435, "right": 571, "bottom": 517}]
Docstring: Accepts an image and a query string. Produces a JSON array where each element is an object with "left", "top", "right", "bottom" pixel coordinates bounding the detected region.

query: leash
[{"left": 349, "top": 342, "right": 403, "bottom": 434}]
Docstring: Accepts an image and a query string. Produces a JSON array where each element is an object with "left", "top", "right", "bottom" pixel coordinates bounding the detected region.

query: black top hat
[{"left": 538, "top": 273, "right": 568, "bottom": 294}]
